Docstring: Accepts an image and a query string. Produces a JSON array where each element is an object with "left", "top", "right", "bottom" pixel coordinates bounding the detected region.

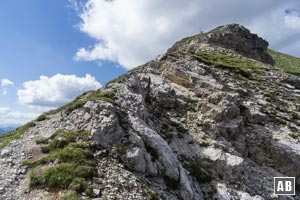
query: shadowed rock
[{"left": 202, "top": 24, "right": 275, "bottom": 65}]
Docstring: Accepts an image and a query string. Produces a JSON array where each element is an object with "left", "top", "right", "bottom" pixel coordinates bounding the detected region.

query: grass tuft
[
  {"left": 41, "top": 130, "right": 90, "bottom": 153},
  {"left": 35, "top": 138, "right": 49, "bottom": 145},
  {"left": 61, "top": 192, "right": 86, "bottom": 200},
  {"left": 144, "top": 184, "right": 159, "bottom": 200},
  {"left": 69, "top": 177, "right": 89, "bottom": 193},
  {"left": 106, "top": 74, "right": 125, "bottom": 85},
  {"left": 25, "top": 130, "right": 95, "bottom": 197},
  {"left": 188, "top": 51, "right": 265, "bottom": 78},
  {"left": 36, "top": 114, "right": 47, "bottom": 121},
  {"left": 42, "top": 90, "right": 115, "bottom": 116}
]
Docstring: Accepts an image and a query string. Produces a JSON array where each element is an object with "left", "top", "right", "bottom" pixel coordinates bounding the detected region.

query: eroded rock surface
[{"left": 1, "top": 24, "right": 300, "bottom": 200}]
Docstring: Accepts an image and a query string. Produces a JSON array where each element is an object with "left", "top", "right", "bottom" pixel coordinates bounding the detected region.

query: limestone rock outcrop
[{"left": 1, "top": 24, "right": 300, "bottom": 200}]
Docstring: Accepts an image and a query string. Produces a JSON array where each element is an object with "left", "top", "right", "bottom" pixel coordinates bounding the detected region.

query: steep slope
[
  {"left": 1, "top": 24, "right": 300, "bottom": 200},
  {"left": 268, "top": 49, "right": 300, "bottom": 76}
]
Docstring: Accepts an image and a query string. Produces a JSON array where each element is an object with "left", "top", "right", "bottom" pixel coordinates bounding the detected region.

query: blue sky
[
  {"left": 0, "top": 0, "right": 125, "bottom": 83},
  {"left": 0, "top": 0, "right": 125, "bottom": 126},
  {"left": 0, "top": 0, "right": 299, "bottom": 126}
]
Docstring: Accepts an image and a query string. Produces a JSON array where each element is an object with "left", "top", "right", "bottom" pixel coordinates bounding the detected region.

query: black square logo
[{"left": 274, "top": 177, "right": 295, "bottom": 195}]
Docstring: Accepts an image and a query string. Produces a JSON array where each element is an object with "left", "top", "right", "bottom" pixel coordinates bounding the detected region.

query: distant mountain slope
[
  {"left": 0, "top": 126, "right": 17, "bottom": 136},
  {"left": 268, "top": 49, "right": 300, "bottom": 76}
]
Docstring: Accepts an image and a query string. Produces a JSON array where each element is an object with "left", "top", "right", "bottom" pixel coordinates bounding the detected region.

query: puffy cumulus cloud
[
  {"left": 0, "top": 108, "right": 39, "bottom": 126},
  {"left": 74, "top": 0, "right": 300, "bottom": 69},
  {"left": 17, "top": 74, "right": 101, "bottom": 108}
]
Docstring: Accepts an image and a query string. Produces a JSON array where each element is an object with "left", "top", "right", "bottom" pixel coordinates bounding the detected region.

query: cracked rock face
[
  {"left": 170, "top": 24, "right": 275, "bottom": 65},
  {"left": 1, "top": 24, "right": 300, "bottom": 200},
  {"left": 202, "top": 24, "right": 275, "bottom": 65}
]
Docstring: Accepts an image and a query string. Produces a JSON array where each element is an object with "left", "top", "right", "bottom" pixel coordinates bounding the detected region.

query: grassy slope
[
  {"left": 0, "top": 122, "right": 36, "bottom": 149},
  {"left": 0, "top": 90, "right": 115, "bottom": 150},
  {"left": 268, "top": 49, "right": 300, "bottom": 76}
]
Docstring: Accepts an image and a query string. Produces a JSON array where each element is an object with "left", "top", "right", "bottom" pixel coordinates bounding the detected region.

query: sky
[{"left": 0, "top": 0, "right": 299, "bottom": 126}]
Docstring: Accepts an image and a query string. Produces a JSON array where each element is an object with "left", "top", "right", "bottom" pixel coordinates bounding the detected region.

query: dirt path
[{"left": 0, "top": 121, "right": 57, "bottom": 200}]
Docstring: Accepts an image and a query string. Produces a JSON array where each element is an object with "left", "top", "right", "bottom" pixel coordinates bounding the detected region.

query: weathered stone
[
  {"left": 283, "top": 75, "right": 300, "bottom": 89},
  {"left": 1, "top": 24, "right": 300, "bottom": 200},
  {"left": 0, "top": 149, "right": 12, "bottom": 157},
  {"left": 201, "top": 24, "right": 274, "bottom": 64},
  {"left": 0, "top": 186, "right": 5, "bottom": 194},
  {"left": 93, "top": 188, "right": 101, "bottom": 197}
]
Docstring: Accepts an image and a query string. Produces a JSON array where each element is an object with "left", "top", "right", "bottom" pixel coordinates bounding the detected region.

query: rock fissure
[{"left": 1, "top": 24, "right": 300, "bottom": 200}]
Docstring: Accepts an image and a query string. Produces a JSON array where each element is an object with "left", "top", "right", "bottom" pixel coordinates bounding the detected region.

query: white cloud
[
  {"left": 284, "top": 10, "right": 300, "bottom": 29},
  {"left": 1, "top": 79, "right": 14, "bottom": 87},
  {"left": 17, "top": 74, "right": 101, "bottom": 108},
  {"left": 0, "top": 107, "right": 39, "bottom": 126},
  {"left": 2, "top": 88, "right": 7, "bottom": 96},
  {"left": 1, "top": 79, "right": 14, "bottom": 95},
  {"left": 73, "top": 0, "right": 300, "bottom": 69},
  {"left": 0, "top": 107, "right": 10, "bottom": 114}
]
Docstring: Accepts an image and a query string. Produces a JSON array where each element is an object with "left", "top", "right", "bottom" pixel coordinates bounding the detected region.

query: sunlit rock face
[{"left": 2, "top": 24, "right": 300, "bottom": 200}]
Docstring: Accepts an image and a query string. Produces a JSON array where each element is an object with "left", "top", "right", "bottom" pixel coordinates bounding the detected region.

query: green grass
[
  {"left": 35, "top": 138, "right": 49, "bottom": 145},
  {"left": 205, "top": 25, "right": 224, "bottom": 35},
  {"left": 25, "top": 130, "right": 95, "bottom": 197},
  {"left": 29, "top": 169, "right": 41, "bottom": 188},
  {"left": 84, "top": 90, "right": 115, "bottom": 104},
  {"left": 0, "top": 122, "right": 35, "bottom": 149},
  {"left": 143, "top": 184, "right": 159, "bottom": 200},
  {"left": 42, "top": 163, "right": 78, "bottom": 188},
  {"left": 187, "top": 51, "right": 265, "bottom": 78},
  {"left": 43, "top": 90, "right": 115, "bottom": 116},
  {"left": 268, "top": 49, "right": 300, "bottom": 76},
  {"left": 170, "top": 121, "right": 186, "bottom": 133},
  {"left": 106, "top": 74, "right": 125, "bottom": 85},
  {"left": 41, "top": 130, "right": 90, "bottom": 153},
  {"left": 41, "top": 163, "right": 93, "bottom": 188},
  {"left": 69, "top": 177, "right": 89, "bottom": 193},
  {"left": 199, "top": 141, "right": 210, "bottom": 147},
  {"left": 291, "top": 111, "right": 300, "bottom": 120},
  {"left": 61, "top": 192, "right": 87, "bottom": 200},
  {"left": 36, "top": 114, "right": 47, "bottom": 121},
  {"left": 186, "top": 104, "right": 197, "bottom": 112},
  {"left": 114, "top": 141, "right": 131, "bottom": 155},
  {"left": 27, "top": 143, "right": 95, "bottom": 189}
]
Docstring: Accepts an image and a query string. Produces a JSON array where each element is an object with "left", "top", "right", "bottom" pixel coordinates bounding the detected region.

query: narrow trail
[{"left": 0, "top": 121, "right": 57, "bottom": 200}]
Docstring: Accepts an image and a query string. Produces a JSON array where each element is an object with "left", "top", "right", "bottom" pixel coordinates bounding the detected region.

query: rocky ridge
[{"left": 1, "top": 24, "right": 300, "bottom": 200}]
